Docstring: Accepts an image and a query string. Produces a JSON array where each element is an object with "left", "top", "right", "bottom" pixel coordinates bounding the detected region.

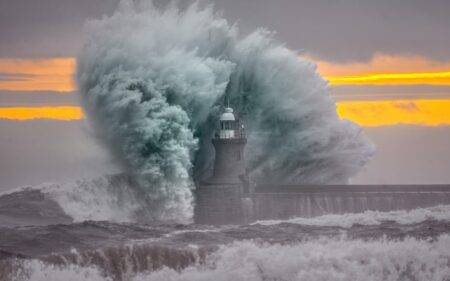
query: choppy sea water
[{"left": 1, "top": 176, "right": 450, "bottom": 281}]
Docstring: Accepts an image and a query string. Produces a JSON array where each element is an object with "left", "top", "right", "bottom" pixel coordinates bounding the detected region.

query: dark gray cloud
[
  {"left": 213, "top": 0, "right": 450, "bottom": 62},
  {"left": 352, "top": 125, "right": 450, "bottom": 184},
  {"left": 1, "top": 121, "right": 448, "bottom": 191},
  {"left": 0, "top": 73, "right": 34, "bottom": 81},
  {"left": 1, "top": 0, "right": 450, "bottom": 61},
  {"left": 0, "top": 0, "right": 119, "bottom": 58},
  {"left": 0, "top": 120, "right": 118, "bottom": 190}
]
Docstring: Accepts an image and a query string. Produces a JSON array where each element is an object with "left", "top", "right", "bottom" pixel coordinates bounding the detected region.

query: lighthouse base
[{"left": 194, "top": 182, "right": 247, "bottom": 225}]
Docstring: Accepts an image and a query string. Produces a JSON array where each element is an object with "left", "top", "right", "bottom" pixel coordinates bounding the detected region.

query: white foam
[
  {"left": 135, "top": 235, "right": 450, "bottom": 281},
  {"left": 13, "top": 235, "right": 450, "bottom": 281},
  {"left": 253, "top": 205, "right": 450, "bottom": 228},
  {"left": 12, "top": 260, "right": 111, "bottom": 281}
]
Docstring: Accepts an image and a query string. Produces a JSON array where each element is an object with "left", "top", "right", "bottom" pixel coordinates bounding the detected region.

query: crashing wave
[
  {"left": 0, "top": 174, "right": 148, "bottom": 225},
  {"left": 5, "top": 235, "right": 450, "bottom": 281},
  {"left": 137, "top": 236, "right": 450, "bottom": 281},
  {"left": 76, "top": 1, "right": 374, "bottom": 221}
]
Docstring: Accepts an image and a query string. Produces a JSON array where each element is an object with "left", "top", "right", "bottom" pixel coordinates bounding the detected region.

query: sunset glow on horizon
[
  {"left": 337, "top": 99, "right": 450, "bottom": 127},
  {"left": 1, "top": 100, "right": 450, "bottom": 127},
  {"left": 314, "top": 54, "right": 450, "bottom": 86},
  {"left": 327, "top": 71, "right": 450, "bottom": 86},
  {"left": 1, "top": 55, "right": 450, "bottom": 93},
  {"left": 0, "top": 106, "right": 83, "bottom": 121}
]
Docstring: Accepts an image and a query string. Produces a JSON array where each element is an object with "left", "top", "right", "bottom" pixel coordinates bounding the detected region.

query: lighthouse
[
  {"left": 194, "top": 107, "right": 249, "bottom": 224},
  {"left": 210, "top": 107, "right": 247, "bottom": 184}
]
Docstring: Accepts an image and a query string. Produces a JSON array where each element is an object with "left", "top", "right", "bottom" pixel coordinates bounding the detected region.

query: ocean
[{"left": 1, "top": 176, "right": 449, "bottom": 281}]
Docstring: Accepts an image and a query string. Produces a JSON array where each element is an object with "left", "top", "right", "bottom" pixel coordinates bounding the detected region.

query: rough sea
[
  {"left": 1, "top": 175, "right": 449, "bottom": 281},
  {"left": 2, "top": 2, "right": 449, "bottom": 280}
]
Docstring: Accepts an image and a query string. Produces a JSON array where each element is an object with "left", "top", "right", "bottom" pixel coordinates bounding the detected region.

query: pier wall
[
  {"left": 195, "top": 185, "right": 450, "bottom": 224},
  {"left": 246, "top": 185, "right": 450, "bottom": 222}
]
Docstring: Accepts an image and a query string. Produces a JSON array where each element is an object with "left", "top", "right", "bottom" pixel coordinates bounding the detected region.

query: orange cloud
[
  {"left": 337, "top": 99, "right": 450, "bottom": 127},
  {"left": 0, "top": 58, "right": 75, "bottom": 92},
  {"left": 0, "top": 106, "right": 83, "bottom": 121},
  {"left": 327, "top": 71, "right": 450, "bottom": 86},
  {"left": 310, "top": 54, "right": 450, "bottom": 86}
]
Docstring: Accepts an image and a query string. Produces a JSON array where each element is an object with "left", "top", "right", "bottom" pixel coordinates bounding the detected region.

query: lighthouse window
[
  {"left": 221, "top": 122, "right": 228, "bottom": 130},
  {"left": 222, "top": 121, "right": 231, "bottom": 130}
]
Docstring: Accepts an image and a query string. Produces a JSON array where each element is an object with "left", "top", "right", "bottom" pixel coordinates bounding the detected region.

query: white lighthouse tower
[{"left": 211, "top": 107, "right": 247, "bottom": 184}]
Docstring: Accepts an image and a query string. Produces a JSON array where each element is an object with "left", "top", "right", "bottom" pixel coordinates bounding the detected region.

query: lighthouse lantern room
[{"left": 219, "top": 107, "right": 236, "bottom": 139}]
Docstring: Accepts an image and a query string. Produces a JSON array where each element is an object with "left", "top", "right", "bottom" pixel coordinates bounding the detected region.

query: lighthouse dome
[{"left": 220, "top": 107, "right": 235, "bottom": 121}]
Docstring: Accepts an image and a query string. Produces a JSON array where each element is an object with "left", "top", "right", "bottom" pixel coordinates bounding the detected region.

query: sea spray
[
  {"left": 77, "top": 1, "right": 374, "bottom": 221},
  {"left": 254, "top": 205, "right": 450, "bottom": 228},
  {"left": 136, "top": 236, "right": 450, "bottom": 281}
]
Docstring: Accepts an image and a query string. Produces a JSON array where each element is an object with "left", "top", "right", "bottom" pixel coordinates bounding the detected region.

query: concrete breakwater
[{"left": 195, "top": 185, "right": 450, "bottom": 224}]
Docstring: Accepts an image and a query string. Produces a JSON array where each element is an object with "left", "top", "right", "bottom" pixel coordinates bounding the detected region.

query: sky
[{"left": 1, "top": 0, "right": 450, "bottom": 189}]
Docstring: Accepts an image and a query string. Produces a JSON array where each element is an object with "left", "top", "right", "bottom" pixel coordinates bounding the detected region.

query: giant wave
[{"left": 76, "top": 1, "right": 374, "bottom": 222}]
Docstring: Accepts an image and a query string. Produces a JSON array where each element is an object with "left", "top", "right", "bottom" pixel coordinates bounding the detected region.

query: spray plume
[{"left": 77, "top": 1, "right": 374, "bottom": 222}]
